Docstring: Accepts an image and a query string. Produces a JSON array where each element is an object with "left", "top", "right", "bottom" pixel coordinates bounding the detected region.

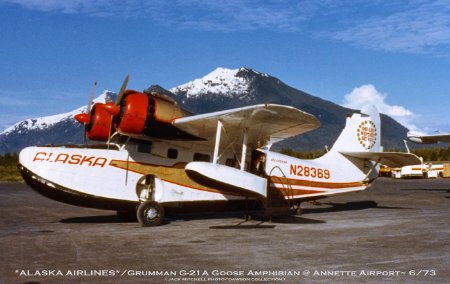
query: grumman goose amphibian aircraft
[{"left": 18, "top": 77, "right": 421, "bottom": 226}]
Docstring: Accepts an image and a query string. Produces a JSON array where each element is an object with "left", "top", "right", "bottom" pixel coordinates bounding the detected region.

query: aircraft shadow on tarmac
[
  {"left": 60, "top": 211, "right": 245, "bottom": 225},
  {"left": 58, "top": 212, "right": 325, "bottom": 227},
  {"left": 301, "top": 200, "right": 412, "bottom": 214},
  {"left": 59, "top": 200, "right": 407, "bottom": 226},
  {"left": 60, "top": 215, "right": 137, "bottom": 224}
]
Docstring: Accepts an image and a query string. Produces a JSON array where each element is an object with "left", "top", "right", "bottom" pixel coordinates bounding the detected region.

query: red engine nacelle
[
  {"left": 105, "top": 90, "right": 189, "bottom": 137},
  {"left": 115, "top": 91, "right": 149, "bottom": 135},
  {"left": 74, "top": 102, "right": 114, "bottom": 141},
  {"left": 76, "top": 90, "right": 196, "bottom": 141}
]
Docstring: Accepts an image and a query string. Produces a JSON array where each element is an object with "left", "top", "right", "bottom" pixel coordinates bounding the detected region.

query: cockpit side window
[
  {"left": 137, "top": 141, "right": 152, "bottom": 154},
  {"left": 167, "top": 148, "right": 178, "bottom": 159}
]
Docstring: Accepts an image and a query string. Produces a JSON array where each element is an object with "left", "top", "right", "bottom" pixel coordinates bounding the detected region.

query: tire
[{"left": 137, "top": 201, "right": 164, "bottom": 227}]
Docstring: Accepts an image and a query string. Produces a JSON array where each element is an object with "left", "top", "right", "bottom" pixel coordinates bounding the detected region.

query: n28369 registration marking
[{"left": 290, "top": 164, "right": 330, "bottom": 179}]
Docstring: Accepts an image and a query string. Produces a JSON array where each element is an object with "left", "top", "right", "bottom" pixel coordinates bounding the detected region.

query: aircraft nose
[{"left": 18, "top": 146, "right": 39, "bottom": 170}]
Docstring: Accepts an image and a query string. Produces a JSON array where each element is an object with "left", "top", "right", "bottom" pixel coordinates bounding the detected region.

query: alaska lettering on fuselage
[{"left": 32, "top": 152, "right": 108, "bottom": 167}]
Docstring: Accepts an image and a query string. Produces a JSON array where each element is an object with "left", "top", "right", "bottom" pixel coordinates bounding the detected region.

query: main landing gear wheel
[{"left": 137, "top": 201, "right": 164, "bottom": 227}]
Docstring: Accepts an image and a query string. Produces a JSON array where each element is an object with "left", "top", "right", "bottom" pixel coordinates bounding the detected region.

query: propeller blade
[
  {"left": 86, "top": 81, "right": 97, "bottom": 113},
  {"left": 84, "top": 125, "right": 87, "bottom": 144},
  {"left": 115, "top": 75, "right": 129, "bottom": 105}
]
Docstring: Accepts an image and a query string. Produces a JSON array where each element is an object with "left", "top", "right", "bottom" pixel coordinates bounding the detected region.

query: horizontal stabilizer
[
  {"left": 185, "top": 162, "right": 267, "bottom": 197},
  {"left": 340, "top": 151, "right": 422, "bottom": 168}
]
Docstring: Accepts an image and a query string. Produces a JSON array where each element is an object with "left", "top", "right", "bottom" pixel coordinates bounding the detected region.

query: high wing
[
  {"left": 340, "top": 151, "right": 422, "bottom": 168},
  {"left": 172, "top": 104, "right": 320, "bottom": 147},
  {"left": 407, "top": 131, "right": 450, "bottom": 144}
]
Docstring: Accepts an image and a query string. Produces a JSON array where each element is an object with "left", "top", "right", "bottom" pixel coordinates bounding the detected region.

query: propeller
[
  {"left": 116, "top": 74, "right": 129, "bottom": 105},
  {"left": 87, "top": 81, "right": 97, "bottom": 114},
  {"left": 74, "top": 80, "right": 97, "bottom": 143},
  {"left": 103, "top": 75, "right": 129, "bottom": 116},
  {"left": 106, "top": 75, "right": 130, "bottom": 142}
]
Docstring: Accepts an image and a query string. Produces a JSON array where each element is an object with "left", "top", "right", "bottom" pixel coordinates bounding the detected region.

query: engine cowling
[
  {"left": 74, "top": 102, "right": 114, "bottom": 141},
  {"left": 110, "top": 90, "right": 192, "bottom": 139},
  {"left": 115, "top": 91, "right": 149, "bottom": 135}
]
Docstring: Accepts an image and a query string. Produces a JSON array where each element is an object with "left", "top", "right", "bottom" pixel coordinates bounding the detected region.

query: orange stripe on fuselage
[
  {"left": 269, "top": 176, "right": 364, "bottom": 189},
  {"left": 109, "top": 160, "right": 246, "bottom": 197},
  {"left": 108, "top": 160, "right": 365, "bottom": 198},
  {"left": 270, "top": 186, "right": 324, "bottom": 196}
]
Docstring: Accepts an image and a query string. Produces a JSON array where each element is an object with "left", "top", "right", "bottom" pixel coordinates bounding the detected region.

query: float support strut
[{"left": 213, "top": 120, "right": 223, "bottom": 164}]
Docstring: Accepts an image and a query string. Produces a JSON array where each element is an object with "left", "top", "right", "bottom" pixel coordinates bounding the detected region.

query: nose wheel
[{"left": 137, "top": 200, "right": 164, "bottom": 227}]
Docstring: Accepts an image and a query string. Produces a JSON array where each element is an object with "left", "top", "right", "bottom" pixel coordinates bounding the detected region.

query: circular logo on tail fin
[{"left": 357, "top": 120, "right": 377, "bottom": 150}]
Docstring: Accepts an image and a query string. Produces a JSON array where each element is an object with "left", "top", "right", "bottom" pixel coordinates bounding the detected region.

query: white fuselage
[
  {"left": 19, "top": 136, "right": 372, "bottom": 210},
  {"left": 19, "top": 141, "right": 240, "bottom": 205}
]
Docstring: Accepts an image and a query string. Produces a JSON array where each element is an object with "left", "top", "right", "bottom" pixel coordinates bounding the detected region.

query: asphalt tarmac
[{"left": 0, "top": 178, "right": 449, "bottom": 283}]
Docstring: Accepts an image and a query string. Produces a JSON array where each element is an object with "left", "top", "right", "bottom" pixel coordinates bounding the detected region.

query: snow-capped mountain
[
  {"left": 0, "top": 91, "right": 116, "bottom": 154},
  {"left": 170, "top": 67, "right": 266, "bottom": 101},
  {"left": 0, "top": 67, "right": 409, "bottom": 154},
  {"left": 1, "top": 92, "right": 115, "bottom": 136},
  {"left": 167, "top": 67, "right": 407, "bottom": 151}
]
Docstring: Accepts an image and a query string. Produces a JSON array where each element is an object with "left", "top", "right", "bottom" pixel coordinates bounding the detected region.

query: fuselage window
[
  {"left": 167, "top": 148, "right": 178, "bottom": 159},
  {"left": 193, "top": 153, "right": 210, "bottom": 162},
  {"left": 137, "top": 141, "right": 152, "bottom": 154}
]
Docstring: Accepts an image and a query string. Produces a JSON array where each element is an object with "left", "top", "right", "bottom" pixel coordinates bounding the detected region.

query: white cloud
[
  {"left": 1, "top": 0, "right": 310, "bottom": 30},
  {"left": 2, "top": 0, "right": 116, "bottom": 14},
  {"left": 3, "top": 1, "right": 450, "bottom": 57},
  {"left": 342, "top": 84, "right": 418, "bottom": 130},
  {"left": 320, "top": 1, "right": 450, "bottom": 57}
]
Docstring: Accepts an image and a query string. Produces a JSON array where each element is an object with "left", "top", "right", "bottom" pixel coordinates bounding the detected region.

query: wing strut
[
  {"left": 213, "top": 120, "right": 223, "bottom": 164},
  {"left": 240, "top": 128, "right": 248, "bottom": 171}
]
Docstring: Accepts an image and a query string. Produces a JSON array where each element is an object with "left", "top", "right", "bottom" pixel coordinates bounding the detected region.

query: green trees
[
  {"left": 0, "top": 153, "right": 21, "bottom": 181},
  {"left": 280, "top": 145, "right": 450, "bottom": 162},
  {"left": 412, "top": 145, "right": 450, "bottom": 162}
]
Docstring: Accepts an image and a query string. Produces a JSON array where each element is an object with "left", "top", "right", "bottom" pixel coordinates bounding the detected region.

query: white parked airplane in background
[
  {"left": 407, "top": 131, "right": 450, "bottom": 144},
  {"left": 18, "top": 77, "right": 421, "bottom": 226}
]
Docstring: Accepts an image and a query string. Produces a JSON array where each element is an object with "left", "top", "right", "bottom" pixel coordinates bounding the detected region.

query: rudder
[{"left": 329, "top": 105, "right": 381, "bottom": 153}]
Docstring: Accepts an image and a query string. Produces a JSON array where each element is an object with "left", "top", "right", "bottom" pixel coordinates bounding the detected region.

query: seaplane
[
  {"left": 18, "top": 77, "right": 421, "bottom": 226},
  {"left": 407, "top": 131, "right": 450, "bottom": 144}
]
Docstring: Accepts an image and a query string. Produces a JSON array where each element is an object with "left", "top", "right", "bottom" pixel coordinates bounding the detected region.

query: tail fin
[
  {"left": 329, "top": 105, "right": 381, "bottom": 153},
  {"left": 314, "top": 105, "right": 420, "bottom": 183},
  {"left": 312, "top": 105, "right": 381, "bottom": 182}
]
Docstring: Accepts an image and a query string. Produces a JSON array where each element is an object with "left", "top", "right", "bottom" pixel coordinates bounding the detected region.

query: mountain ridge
[
  {"left": 162, "top": 67, "right": 409, "bottom": 151},
  {"left": 0, "top": 67, "right": 409, "bottom": 154}
]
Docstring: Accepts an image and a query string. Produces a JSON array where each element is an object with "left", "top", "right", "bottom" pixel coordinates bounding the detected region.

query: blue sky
[{"left": 1, "top": 0, "right": 449, "bottom": 133}]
